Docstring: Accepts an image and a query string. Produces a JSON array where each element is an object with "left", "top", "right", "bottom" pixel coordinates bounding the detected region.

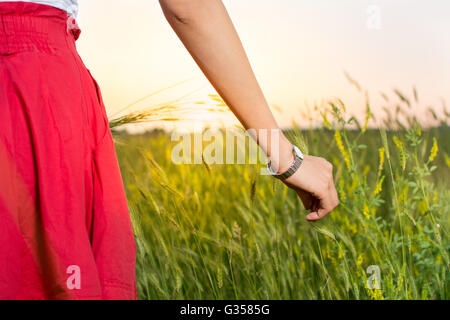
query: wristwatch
[{"left": 267, "top": 145, "right": 304, "bottom": 180}]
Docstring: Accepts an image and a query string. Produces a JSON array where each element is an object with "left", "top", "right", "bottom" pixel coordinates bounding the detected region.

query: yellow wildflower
[
  {"left": 428, "top": 137, "right": 438, "bottom": 162},
  {"left": 334, "top": 130, "right": 351, "bottom": 170},
  {"left": 373, "top": 176, "right": 385, "bottom": 197},
  {"left": 363, "top": 202, "right": 371, "bottom": 219},
  {"left": 348, "top": 223, "right": 358, "bottom": 235},
  {"left": 398, "top": 185, "right": 409, "bottom": 204},
  {"left": 338, "top": 246, "right": 344, "bottom": 259},
  {"left": 357, "top": 254, "right": 363, "bottom": 266},
  {"left": 368, "top": 289, "right": 384, "bottom": 300},
  {"left": 393, "top": 136, "right": 406, "bottom": 170},
  {"left": 378, "top": 147, "right": 385, "bottom": 173},
  {"left": 418, "top": 199, "right": 429, "bottom": 214}
]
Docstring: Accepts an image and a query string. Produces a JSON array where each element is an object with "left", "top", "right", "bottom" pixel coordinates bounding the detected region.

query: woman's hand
[{"left": 278, "top": 152, "right": 340, "bottom": 221}]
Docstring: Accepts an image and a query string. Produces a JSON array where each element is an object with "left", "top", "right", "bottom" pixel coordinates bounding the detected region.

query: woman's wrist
[
  {"left": 267, "top": 134, "right": 294, "bottom": 174},
  {"left": 246, "top": 127, "right": 294, "bottom": 174}
]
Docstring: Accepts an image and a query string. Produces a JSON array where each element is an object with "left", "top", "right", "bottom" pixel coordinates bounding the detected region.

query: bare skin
[{"left": 159, "top": 0, "right": 339, "bottom": 221}]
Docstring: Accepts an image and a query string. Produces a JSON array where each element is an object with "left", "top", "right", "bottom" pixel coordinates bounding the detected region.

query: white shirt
[{"left": 0, "top": 0, "right": 78, "bottom": 17}]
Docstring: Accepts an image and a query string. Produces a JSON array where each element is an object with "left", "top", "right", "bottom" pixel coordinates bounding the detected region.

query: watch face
[
  {"left": 267, "top": 145, "right": 303, "bottom": 176},
  {"left": 267, "top": 163, "right": 277, "bottom": 176},
  {"left": 293, "top": 145, "right": 304, "bottom": 159}
]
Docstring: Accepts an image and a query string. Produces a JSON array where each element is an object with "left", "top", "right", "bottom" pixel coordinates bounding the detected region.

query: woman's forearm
[
  {"left": 159, "top": 0, "right": 293, "bottom": 167},
  {"left": 160, "top": 0, "right": 339, "bottom": 221}
]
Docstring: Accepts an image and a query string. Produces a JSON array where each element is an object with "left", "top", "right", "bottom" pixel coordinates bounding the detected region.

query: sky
[{"left": 76, "top": 0, "right": 450, "bottom": 131}]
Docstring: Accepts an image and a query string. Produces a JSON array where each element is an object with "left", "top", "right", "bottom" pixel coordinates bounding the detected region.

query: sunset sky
[{"left": 76, "top": 0, "right": 450, "bottom": 131}]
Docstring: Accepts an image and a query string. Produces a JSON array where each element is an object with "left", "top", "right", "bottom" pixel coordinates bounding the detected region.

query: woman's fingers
[
  {"left": 305, "top": 181, "right": 340, "bottom": 222},
  {"left": 284, "top": 154, "right": 340, "bottom": 222},
  {"left": 306, "top": 192, "right": 334, "bottom": 221},
  {"left": 296, "top": 189, "right": 314, "bottom": 210}
]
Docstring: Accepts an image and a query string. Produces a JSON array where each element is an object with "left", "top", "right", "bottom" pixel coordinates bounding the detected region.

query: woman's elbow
[
  {"left": 159, "top": 0, "right": 197, "bottom": 24},
  {"left": 159, "top": 0, "right": 209, "bottom": 24}
]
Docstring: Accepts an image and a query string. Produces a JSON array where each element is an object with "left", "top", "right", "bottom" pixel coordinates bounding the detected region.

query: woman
[{"left": 0, "top": 0, "right": 339, "bottom": 300}]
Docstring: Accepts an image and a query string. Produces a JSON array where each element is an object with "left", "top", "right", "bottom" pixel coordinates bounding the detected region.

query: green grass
[{"left": 112, "top": 100, "right": 449, "bottom": 300}]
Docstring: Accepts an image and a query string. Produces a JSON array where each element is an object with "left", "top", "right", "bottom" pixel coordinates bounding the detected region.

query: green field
[{"left": 113, "top": 101, "right": 449, "bottom": 300}]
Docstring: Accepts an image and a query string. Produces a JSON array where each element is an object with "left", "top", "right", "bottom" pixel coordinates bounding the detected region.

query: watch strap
[{"left": 268, "top": 145, "right": 304, "bottom": 180}]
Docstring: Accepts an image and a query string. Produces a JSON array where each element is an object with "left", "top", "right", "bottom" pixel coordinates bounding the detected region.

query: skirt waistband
[{"left": 0, "top": 2, "right": 81, "bottom": 55}]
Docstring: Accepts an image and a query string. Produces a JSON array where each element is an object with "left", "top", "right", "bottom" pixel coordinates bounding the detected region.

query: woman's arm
[{"left": 159, "top": 0, "right": 339, "bottom": 221}]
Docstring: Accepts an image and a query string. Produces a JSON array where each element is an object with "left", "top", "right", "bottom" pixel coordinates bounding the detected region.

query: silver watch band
[{"left": 267, "top": 145, "right": 304, "bottom": 180}]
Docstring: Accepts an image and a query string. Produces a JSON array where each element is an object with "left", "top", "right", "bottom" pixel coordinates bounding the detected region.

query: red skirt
[{"left": 0, "top": 2, "right": 136, "bottom": 299}]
